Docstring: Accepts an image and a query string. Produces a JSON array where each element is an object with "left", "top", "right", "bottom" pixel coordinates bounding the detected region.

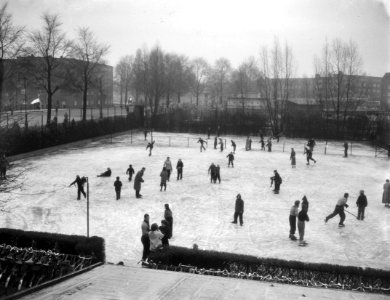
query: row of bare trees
[{"left": 0, "top": 3, "right": 109, "bottom": 125}]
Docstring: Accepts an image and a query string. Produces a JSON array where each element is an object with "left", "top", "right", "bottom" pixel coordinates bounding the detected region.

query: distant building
[
  {"left": 1, "top": 56, "right": 113, "bottom": 110},
  {"left": 381, "top": 73, "right": 390, "bottom": 110}
]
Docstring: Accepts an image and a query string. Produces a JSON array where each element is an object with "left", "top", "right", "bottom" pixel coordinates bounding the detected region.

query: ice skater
[
  {"left": 344, "top": 142, "right": 349, "bottom": 157},
  {"left": 219, "top": 138, "right": 224, "bottom": 152},
  {"left": 231, "top": 194, "right": 244, "bottom": 226},
  {"left": 164, "top": 204, "right": 173, "bottom": 238},
  {"left": 134, "top": 167, "right": 145, "bottom": 198},
  {"left": 97, "top": 168, "right": 111, "bottom": 177},
  {"left": 208, "top": 163, "right": 217, "bottom": 183},
  {"left": 227, "top": 152, "right": 234, "bottom": 167},
  {"left": 197, "top": 138, "right": 207, "bottom": 152},
  {"left": 114, "top": 176, "right": 122, "bottom": 200},
  {"left": 260, "top": 138, "right": 265, "bottom": 151},
  {"left": 231, "top": 140, "right": 236, "bottom": 153},
  {"left": 289, "top": 200, "right": 300, "bottom": 240},
  {"left": 176, "top": 159, "right": 183, "bottom": 180},
  {"left": 160, "top": 167, "right": 168, "bottom": 191},
  {"left": 308, "top": 138, "right": 316, "bottom": 152},
  {"left": 163, "top": 157, "right": 173, "bottom": 181},
  {"left": 143, "top": 129, "right": 148, "bottom": 141},
  {"left": 325, "top": 193, "right": 349, "bottom": 227},
  {"left": 146, "top": 140, "right": 155, "bottom": 156},
  {"left": 356, "top": 190, "right": 367, "bottom": 220},
  {"left": 290, "top": 148, "right": 296, "bottom": 168},
  {"left": 126, "top": 164, "right": 135, "bottom": 181},
  {"left": 69, "top": 175, "right": 87, "bottom": 200},
  {"left": 214, "top": 136, "right": 218, "bottom": 149},
  {"left": 0, "top": 154, "right": 10, "bottom": 180},
  {"left": 266, "top": 139, "right": 272, "bottom": 152},
  {"left": 207, "top": 127, "right": 211, "bottom": 139},
  {"left": 298, "top": 196, "right": 310, "bottom": 246},
  {"left": 304, "top": 146, "right": 316, "bottom": 165},
  {"left": 140, "top": 214, "right": 150, "bottom": 262},
  {"left": 270, "top": 170, "right": 282, "bottom": 194},
  {"left": 216, "top": 165, "right": 221, "bottom": 183},
  {"left": 382, "top": 179, "right": 390, "bottom": 208}
]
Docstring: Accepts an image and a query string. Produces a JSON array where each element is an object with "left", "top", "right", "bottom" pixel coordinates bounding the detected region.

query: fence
[{"left": 0, "top": 106, "right": 130, "bottom": 129}]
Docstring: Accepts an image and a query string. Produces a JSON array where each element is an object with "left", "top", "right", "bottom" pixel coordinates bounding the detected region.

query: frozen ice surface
[{"left": 2, "top": 132, "right": 390, "bottom": 270}]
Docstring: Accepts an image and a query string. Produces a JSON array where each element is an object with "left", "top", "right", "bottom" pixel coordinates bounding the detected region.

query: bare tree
[
  {"left": 115, "top": 55, "right": 133, "bottom": 107},
  {"left": 190, "top": 57, "right": 209, "bottom": 107},
  {"left": 71, "top": 27, "right": 109, "bottom": 121},
  {"left": 27, "top": 13, "right": 72, "bottom": 125},
  {"left": 0, "top": 2, "right": 25, "bottom": 111}
]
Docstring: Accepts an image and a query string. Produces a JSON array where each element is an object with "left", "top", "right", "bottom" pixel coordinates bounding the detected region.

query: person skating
[
  {"left": 356, "top": 190, "right": 367, "bottom": 220},
  {"left": 176, "top": 159, "right": 183, "bottom": 180},
  {"left": 159, "top": 220, "right": 170, "bottom": 246},
  {"left": 134, "top": 167, "right": 145, "bottom": 198},
  {"left": 266, "top": 139, "right": 272, "bottom": 152},
  {"left": 207, "top": 127, "right": 211, "bottom": 139},
  {"left": 208, "top": 163, "right": 217, "bottom": 183},
  {"left": 160, "top": 167, "right": 168, "bottom": 191},
  {"left": 344, "top": 142, "right": 349, "bottom": 157},
  {"left": 69, "top": 175, "right": 87, "bottom": 200},
  {"left": 197, "top": 138, "right": 207, "bottom": 152},
  {"left": 227, "top": 152, "right": 234, "bottom": 167},
  {"left": 146, "top": 140, "right": 155, "bottom": 156},
  {"left": 216, "top": 165, "right": 221, "bottom": 183},
  {"left": 97, "top": 168, "right": 111, "bottom": 177},
  {"left": 143, "top": 129, "right": 148, "bottom": 141},
  {"left": 231, "top": 194, "right": 244, "bottom": 226},
  {"left": 289, "top": 200, "right": 300, "bottom": 240},
  {"left": 290, "top": 148, "right": 296, "bottom": 168},
  {"left": 248, "top": 137, "right": 252, "bottom": 150},
  {"left": 382, "top": 179, "right": 390, "bottom": 207},
  {"left": 308, "top": 138, "right": 316, "bottom": 152},
  {"left": 214, "top": 136, "right": 218, "bottom": 149},
  {"left": 114, "top": 176, "right": 122, "bottom": 200},
  {"left": 148, "top": 223, "right": 164, "bottom": 252},
  {"left": 141, "top": 214, "right": 150, "bottom": 262},
  {"left": 231, "top": 140, "right": 236, "bottom": 153},
  {"left": 298, "top": 196, "right": 310, "bottom": 246},
  {"left": 325, "top": 193, "right": 349, "bottom": 227},
  {"left": 260, "top": 138, "right": 265, "bottom": 151},
  {"left": 304, "top": 146, "right": 316, "bottom": 165},
  {"left": 270, "top": 170, "right": 282, "bottom": 194},
  {"left": 126, "top": 164, "right": 135, "bottom": 181},
  {"left": 164, "top": 204, "right": 173, "bottom": 238},
  {"left": 0, "top": 154, "right": 10, "bottom": 180},
  {"left": 219, "top": 138, "right": 224, "bottom": 152},
  {"left": 163, "top": 157, "right": 173, "bottom": 181}
]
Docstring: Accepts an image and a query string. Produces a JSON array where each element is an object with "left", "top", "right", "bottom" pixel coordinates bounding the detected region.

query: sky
[{"left": 6, "top": 0, "right": 390, "bottom": 77}]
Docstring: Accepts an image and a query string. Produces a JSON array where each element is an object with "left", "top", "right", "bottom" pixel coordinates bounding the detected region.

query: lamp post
[{"left": 86, "top": 177, "right": 89, "bottom": 238}]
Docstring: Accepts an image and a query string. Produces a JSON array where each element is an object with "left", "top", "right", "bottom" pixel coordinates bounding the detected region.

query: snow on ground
[{"left": 2, "top": 132, "right": 390, "bottom": 270}]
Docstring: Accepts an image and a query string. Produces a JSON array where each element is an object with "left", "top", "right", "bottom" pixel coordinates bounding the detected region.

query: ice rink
[{"left": 2, "top": 132, "right": 390, "bottom": 270}]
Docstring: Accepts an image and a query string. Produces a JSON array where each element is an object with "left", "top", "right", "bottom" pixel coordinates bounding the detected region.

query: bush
[{"left": 0, "top": 228, "right": 105, "bottom": 263}]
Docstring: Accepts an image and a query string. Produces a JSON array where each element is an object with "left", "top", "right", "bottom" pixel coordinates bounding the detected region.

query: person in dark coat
[
  {"left": 260, "top": 138, "right": 265, "bottom": 151},
  {"left": 141, "top": 214, "right": 150, "bottom": 261},
  {"left": 160, "top": 167, "right": 168, "bottom": 191},
  {"left": 344, "top": 142, "right": 349, "bottom": 157},
  {"left": 0, "top": 154, "right": 10, "bottom": 180},
  {"left": 383, "top": 179, "right": 390, "bottom": 207},
  {"left": 304, "top": 146, "right": 316, "bottom": 165},
  {"left": 289, "top": 200, "right": 300, "bottom": 240},
  {"left": 146, "top": 141, "right": 155, "bottom": 156},
  {"left": 219, "top": 138, "right": 224, "bottom": 152},
  {"left": 308, "top": 138, "right": 316, "bottom": 152},
  {"left": 69, "top": 175, "right": 87, "bottom": 200},
  {"left": 144, "top": 129, "right": 148, "bottom": 141},
  {"left": 290, "top": 148, "right": 296, "bottom": 168},
  {"left": 208, "top": 163, "right": 217, "bottom": 183},
  {"left": 216, "top": 165, "right": 221, "bottom": 183},
  {"left": 207, "top": 127, "right": 211, "bottom": 139},
  {"left": 114, "top": 176, "right": 122, "bottom": 200},
  {"left": 126, "top": 164, "right": 135, "bottom": 181},
  {"left": 134, "top": 168, "right": 145, "bottom": 198},
  {"left": 298, "top": 196, "right": 310, "bottom": 246},
  {"left": 266, "top": 139, "right": 272, "bottom": 152},
  {"left": 197, "top": 138, "right": 207, "bottom": 152},
  {"left": 159, "top": 220, "right": 170, "bottom": 246},
  {"left": 325, "top": 193, "right": 349, "bottom": 227},
  {"left": 356, "top": 190, "right": 367, "bottom": 220},
  {"left": 270, "top": 170, "right": 282, "bottom": 194},
  {"left": 97, "top": 168, "right": 111, "bottom": 177},
  {"left": 231, "top": 140, "right": 236, "bottom": 153},
  {"left": 214, "top": 136, "right": 218, "bottom": 149},
  {"left": 231, "top": 194, "right": 244, "bottom": 226},
  {"left": 227, "top": 152, "right": 234, "bottom": 167},
  {"left": 176, "top": 159, "right": 183, "bottom": 180},
  {"left": 164, "top": 204, "right": 173, "bottom": 238}
]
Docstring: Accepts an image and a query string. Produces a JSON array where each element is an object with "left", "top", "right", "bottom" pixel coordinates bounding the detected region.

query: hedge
[
  {"left": 0, "top": 228, "right": 105, "bottom": 263},
  {"left": 147, "top": 246, "right": 390, "bottom": 294}
]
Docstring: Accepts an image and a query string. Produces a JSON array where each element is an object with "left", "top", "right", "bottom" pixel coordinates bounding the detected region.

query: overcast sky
[{"left": 7, "top": 0, "right": 390, "bottom": 77}]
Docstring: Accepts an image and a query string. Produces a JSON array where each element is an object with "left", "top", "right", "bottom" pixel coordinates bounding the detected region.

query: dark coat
[
  {"left": 227, "top": 153, "right": 234, "bottom": 161},
  {"left": 176, "top": 160, "right": 184, "bottom": 169},
  {"left": 134, "top": 170, "right": 144, "bottom": 190},
  {"left": 356, "top": 194, "right": 367, "bottom": 207},
  {"left": 235, "top": 197, "right": 244, "bottom": 213},
  {"left": 298, "top": 209, "right": 309, "bottom": 222},
  {"left": 114, "top": 180, "right": 122, "bottom": 190},
  {"left": 160, "top": 170, "right": 168, "bottom": 184}
]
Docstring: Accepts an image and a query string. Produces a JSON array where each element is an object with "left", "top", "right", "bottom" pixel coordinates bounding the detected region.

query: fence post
[
  {"left": 325, "top": 141, "right": 327, "bottom": 155},
  {"left": 350, "top": 142, "right": 352, "bottom": 156},
  {"left": 283, "top": 142, "right": 285, "bottom": 152}
]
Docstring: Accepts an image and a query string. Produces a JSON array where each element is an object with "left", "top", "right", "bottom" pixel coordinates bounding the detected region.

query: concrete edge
[{"left": 2, "top": 262, "right": 104, "bottom": 300}]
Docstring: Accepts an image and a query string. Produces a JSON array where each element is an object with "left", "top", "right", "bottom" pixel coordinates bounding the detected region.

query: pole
[
  {"left": 283, "top": 142, "right": 285, "bottom": 152},
  {"left": 325, "top": 141, "right": 327, "bottom": 155},
  {"left": 350, "top": 142, "right": 352, "bottom": 156},
  {"left": 86, "top": 177, "right": 89, "bottom": 238},
  {"left": 130, "top": 129, "right": 133, "bottom": 144},
  {"left": 41, "top": 111, "right": 44, "bottom": 132},
  {"left": 345, "top": 209, "right": 358, "bottom": 219},
  {"left": 24, "top": 78, "right": 28, "bottom": 129}
]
